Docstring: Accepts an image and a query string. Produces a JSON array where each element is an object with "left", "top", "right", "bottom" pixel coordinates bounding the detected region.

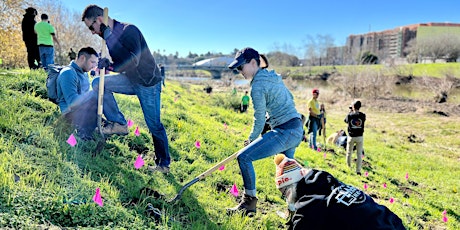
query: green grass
[{"left": 0, "top": 68, "right": 459, "bottom": 229}]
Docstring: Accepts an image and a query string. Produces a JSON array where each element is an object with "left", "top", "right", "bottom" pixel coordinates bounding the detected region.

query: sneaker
[
  {"left": 102, "top": 122, "right": 128, "bottom": 135},
  {"left": 227, "top": 194, "right": 258, "bottom": 216},
  {"left": 148, "top": 165, "right": 170, "bottom": 174}
]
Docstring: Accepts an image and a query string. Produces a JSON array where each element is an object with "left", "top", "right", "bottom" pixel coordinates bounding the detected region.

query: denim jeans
[
  {"left": 237, "top": 117, "right": 303, "bottom": 196},
  {"left": 63, "top": 91, "right": 98, "bottom": 139},
  {"left": 38, "top": 46, "right": 54, "bottom": 69},
  {"left": 309, "top": 117, "right": 319, "bottom": 150},
  {"left": 92, "top": 74, "right": 170, "bottom": 167}
]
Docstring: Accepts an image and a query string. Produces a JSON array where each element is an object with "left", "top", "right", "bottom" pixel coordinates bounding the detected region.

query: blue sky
[{"left": 61, "top": 0, "right": 460, "bottom": 58}]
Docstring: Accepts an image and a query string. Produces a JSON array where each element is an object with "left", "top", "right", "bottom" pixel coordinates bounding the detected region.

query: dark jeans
[
  {"left": 92, "top": 74, "right": 170, "bottom": 167},
  {"left": 63, "top": 92, "right": 98, "bottom": 139},
  {"left": 25, "top": 42, "right": 40, "bottom": 69}
]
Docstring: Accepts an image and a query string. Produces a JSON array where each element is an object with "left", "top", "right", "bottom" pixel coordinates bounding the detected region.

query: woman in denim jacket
[{"left": 227, "top": 47, "right": 304, "bottom": 215}]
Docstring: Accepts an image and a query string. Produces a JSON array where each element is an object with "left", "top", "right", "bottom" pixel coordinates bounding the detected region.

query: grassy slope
[{"left": 0, "top": 69, "right": 458, "bottom": 229}]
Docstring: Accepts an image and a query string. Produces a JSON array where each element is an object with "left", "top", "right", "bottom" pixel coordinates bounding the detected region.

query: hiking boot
[
  {"left": 102, "top": 122, "right": 128, "bottom": 136},
  {"left": 227, "top": 194, "right": 258, "bottom": 216},
  {"left": 148, "top": 165, "right": 170, "bottom": 174}
]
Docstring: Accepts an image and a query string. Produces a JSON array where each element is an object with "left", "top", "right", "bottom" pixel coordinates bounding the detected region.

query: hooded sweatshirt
[{"left": 249, "top": 68, "right": 300, "bottom": 141}]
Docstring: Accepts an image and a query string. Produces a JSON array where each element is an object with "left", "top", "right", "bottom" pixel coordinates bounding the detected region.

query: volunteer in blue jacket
[
  {"left": 56, "top": 47, "right": 99, "bottom": 140},
  {"left": 227, "top": 47, "right": 304, "bottom": 215}
]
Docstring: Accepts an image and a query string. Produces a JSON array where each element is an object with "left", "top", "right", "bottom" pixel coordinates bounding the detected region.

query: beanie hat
[
  {"left": 312, "top": 88, "right": 319, "bottom": 94},
  {"left": 274, "top": 154, "right": 308, "bottom": 189}
]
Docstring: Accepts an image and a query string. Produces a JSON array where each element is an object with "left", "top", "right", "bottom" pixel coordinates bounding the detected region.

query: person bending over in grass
[
  {"left": 57, "top": 47, "right": 99, "bottom": 140},
  {"left": 273, "top": 154, "right": 405, "bottom": 230},
  {"left": 226, "top": 47, "right": 304, "bottom": 216}
]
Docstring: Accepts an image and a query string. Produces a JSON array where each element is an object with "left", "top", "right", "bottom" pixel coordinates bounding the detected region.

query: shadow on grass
[{"left": 63, "top": 136, "right": 219, "bottom": 228}]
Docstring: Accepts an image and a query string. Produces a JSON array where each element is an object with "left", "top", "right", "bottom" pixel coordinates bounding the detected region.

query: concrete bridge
[{"left": 165, "top": 56, "right": 236, "bottom": 79}]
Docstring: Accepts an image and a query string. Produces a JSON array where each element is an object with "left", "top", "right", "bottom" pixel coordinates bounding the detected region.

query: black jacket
[
  {"left": 21, "top": 13, "right": 37, "bottom": 45},
  {"left": 105, "top": 20, "right": 161, "bottom": 87},
  {"left": 287, "top": 169, "right": 405, "bottom": 230}
]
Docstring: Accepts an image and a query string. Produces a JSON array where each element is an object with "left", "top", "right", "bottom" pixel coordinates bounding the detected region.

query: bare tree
[
  {"left": 35, "top": 0, "right": 100, "bottom": 65},
  {"left": 410, "top": 33, "right": 460, "bottom": 63},
  {"left": 302, "top": 34, "right": 335, "bottom": 66}
]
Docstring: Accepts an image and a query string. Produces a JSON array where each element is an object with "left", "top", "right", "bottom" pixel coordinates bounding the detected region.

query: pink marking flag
[
  {"left": 389, "top": 197, "right": 395, "bottom": 204},
  {"left": 363, "top": 183, "right": 368, "bottom": 190},
  {"left": 442, "top": 210, "right": 448, "bottom": 222},
  {"left": 405, "top": 172, "right": 409, "bottom": 180},
  {"left": 134, "top": 126, "right": 140, "bottom": 136},
  {"left": 195, "top": 140, "right": 201, "bottom": 149},
  {"left": 134, "top": 155, "right": 144, "bottom": 169},
  {"left": 66, "top": 134, "right": 77, "bottom": 147},
  {"left": 317, "top": 147, "right": 321, "bottom": 152},
  {"left": 224, "top": 122, "right": 228, "bottom": 130},
  {"left": 230, "top": 183, "right": 239, "bottom": 197},
  {"left": 383, "top": 183, "right": 387, "bottom": 188},
  {"left": 93, "top": 188, "right": 103, "bottom": 207},
  {"left": 127, "top": 119, "right": 134, "bottom": 128},
  {"left": 442, "top": 216, "right": 448, "bottom": 223},
  {"left": 323, "top": 153, "right": 327, "bottom": 159},
  {"left": 218, "top": 165, "right": 225, "bottom": 171},
  {"left": 364, "top": 171, "right": 369, "bottom": 177}
]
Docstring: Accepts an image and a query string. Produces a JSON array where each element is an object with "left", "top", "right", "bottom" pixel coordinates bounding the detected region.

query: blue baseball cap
[{"left": 228, "top": 47, "right": 260, "bottom": 69}]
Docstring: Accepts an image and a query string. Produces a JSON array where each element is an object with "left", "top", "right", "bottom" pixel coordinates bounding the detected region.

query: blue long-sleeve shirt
[
  {"left": 105, "top": 20, "right": 161, "bottom": 87},
  {"left": 56, "top": 61, "right": 90, "bottom": 113},
  {"left": 249, "top": 69, "right": 300, "bottom": 141}
]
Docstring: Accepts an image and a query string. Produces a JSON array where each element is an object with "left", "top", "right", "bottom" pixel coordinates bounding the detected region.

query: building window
[{"left": 378, "top": 39, "right": 384, "bottom": 50}]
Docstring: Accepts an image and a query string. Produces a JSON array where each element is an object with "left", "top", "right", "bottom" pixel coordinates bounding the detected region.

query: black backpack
[{"left": 46, "top": 65, "right": 78, "bottom": 104}]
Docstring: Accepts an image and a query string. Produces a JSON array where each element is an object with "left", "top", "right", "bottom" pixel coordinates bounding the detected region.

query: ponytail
[{"left": 259, "top": 54, "right": 269, "bottom": 69}]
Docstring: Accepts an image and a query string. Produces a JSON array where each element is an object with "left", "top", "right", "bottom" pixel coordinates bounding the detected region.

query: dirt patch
[{"left": 359, "top": 97, "right": 460, "bottom": 117}]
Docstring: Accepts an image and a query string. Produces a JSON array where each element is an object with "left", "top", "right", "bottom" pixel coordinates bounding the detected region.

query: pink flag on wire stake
[
  {"left": 405, "top": 172, "right": 409, "bottom": 180},
  {"left": 134, "top": 126, "right": 140, "bottom": 136},
  {"left": 323, "top": 153, "right": 326, "bottom": 159},
  {"left": 442, "top": 210, "right": 447, "bottom": 216},
  {"left": 195, "top": 140, "right": 201, "bottom": 149},
  {"left": 389, "top": 197, "right": 395, "bottom": 204},
  {"left": 67, "top": 134, "right": 77, "bottom": 147},
  {"left": 363, "top": 183, "right": 368, "bottom": 190},
  {"left": 442, "top": 216, "right": 448, "bottom": 223},
  {"left": 364, "top": 171, "right": 369, "bottom": 177},
  {"left": 127, "top": 119, "right": 134, "bottom": 128},
  {"left": 218, "top": 165, "right": 225, "bottom": 171},
  {"left": 224, "top": 122, "right": 228, "bottom": 130},
  {"left": 230, "top": 183, "right": 239, "bottom": 197},
  {"left": 93, "top": 188, "right": 103, "bottom": 207},
  {"left": 383, "top": 183, "right": 387, "bottom": 188},
  {"left": 134, "top": 155, "right": 144, "bottom": 169}
]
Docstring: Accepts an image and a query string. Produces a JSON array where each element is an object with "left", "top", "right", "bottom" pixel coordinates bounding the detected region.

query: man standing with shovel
[{"left": 82, "top": 5, "right": 170, "bottom": 173}]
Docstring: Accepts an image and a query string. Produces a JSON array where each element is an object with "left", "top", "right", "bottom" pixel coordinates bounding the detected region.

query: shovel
[
  {"left": 95, "top": 7, "right": 109, "bottom": 155},
  {"left": 169, "top": 151, "right": 240, "bottom": 203}
]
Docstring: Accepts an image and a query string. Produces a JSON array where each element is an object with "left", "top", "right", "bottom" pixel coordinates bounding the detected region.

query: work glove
[
  {"left": 98, "top": 57, "right": 111, "bottom": 70},
  {"left": 99, "top": 23, "right": 112, "bottom": 39}
]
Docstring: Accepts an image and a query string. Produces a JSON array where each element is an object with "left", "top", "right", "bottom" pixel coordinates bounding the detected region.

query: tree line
[{"left": 2, "top": 0, "right": 458, "bottom": 69}]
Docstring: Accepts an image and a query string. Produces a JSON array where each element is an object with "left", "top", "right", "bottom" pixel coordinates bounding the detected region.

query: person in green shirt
[
  {"left": 241, "top": 91, "right": 250, "bottom": 113},
  {"left": 34, "top": 14, "right": 60, "bottom": 69}
]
